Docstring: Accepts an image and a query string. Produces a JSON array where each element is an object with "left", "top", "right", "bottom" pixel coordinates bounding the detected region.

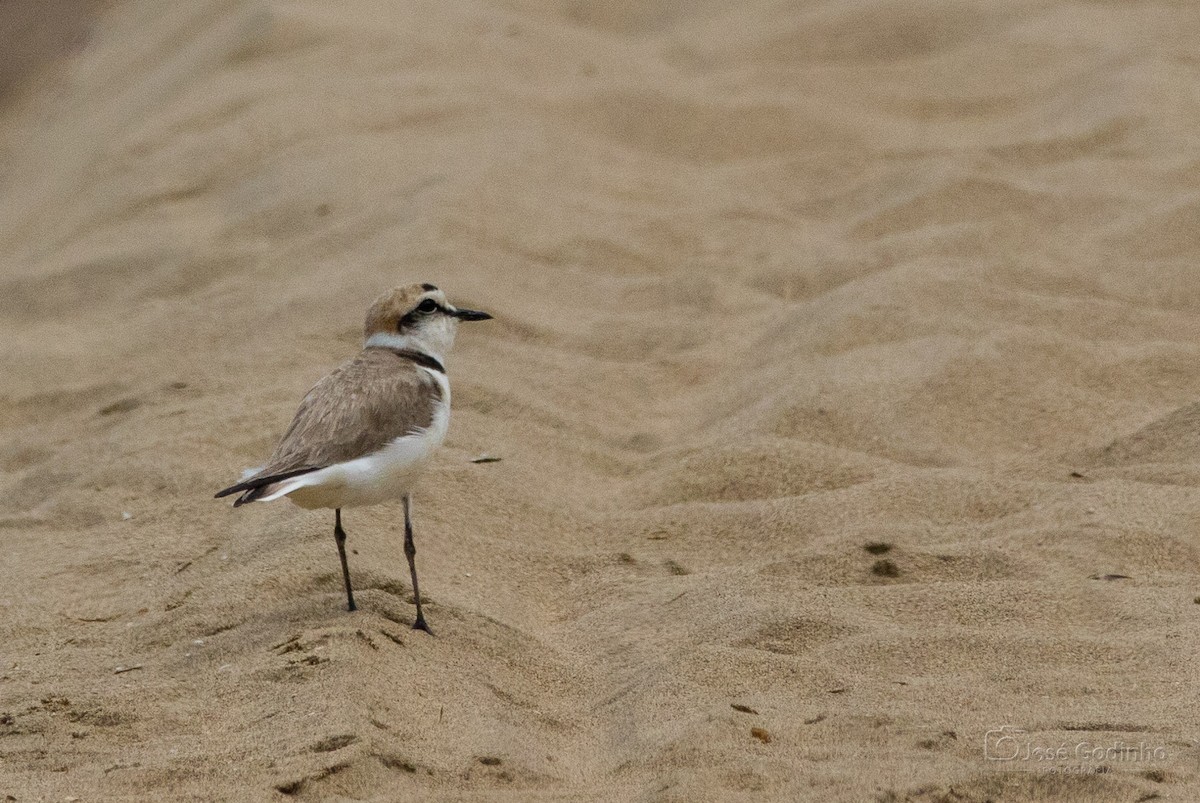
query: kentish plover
[{"left": 215, "top": 284, "right": 492, "bottom": 632}]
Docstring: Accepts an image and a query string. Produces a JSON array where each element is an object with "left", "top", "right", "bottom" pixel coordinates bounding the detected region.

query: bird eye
[{"left": 417, "top": 299, "right": 438, "bottom": 313}]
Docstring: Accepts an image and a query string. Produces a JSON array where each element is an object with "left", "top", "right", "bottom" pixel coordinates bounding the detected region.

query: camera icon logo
[{"left": 984, "top": 727, "right": 1025, "bottom": 761}]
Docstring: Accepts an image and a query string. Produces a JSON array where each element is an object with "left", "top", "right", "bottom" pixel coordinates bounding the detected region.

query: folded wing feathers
[
  {"left": 215, "top": 349, "right": 442, "bottom": 506},
  {"left": 214, "top": 466, "right": 323, "bottom": 505}
]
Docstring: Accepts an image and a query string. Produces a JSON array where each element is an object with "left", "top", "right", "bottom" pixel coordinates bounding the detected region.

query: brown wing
[{"left": 258, "top": 348, "right": 442, "bottom": 476}]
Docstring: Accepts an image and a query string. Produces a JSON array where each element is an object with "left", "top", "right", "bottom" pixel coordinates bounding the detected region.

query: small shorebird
[{"left": 215, "top": 284, "right": 491, "bottom": 632}]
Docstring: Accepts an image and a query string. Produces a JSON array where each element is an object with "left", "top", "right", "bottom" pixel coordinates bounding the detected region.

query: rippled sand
[{"left": 1, "top": 2, "right": 1198, "bottom": 800}]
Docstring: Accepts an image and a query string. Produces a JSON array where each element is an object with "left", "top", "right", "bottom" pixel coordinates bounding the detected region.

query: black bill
[{"left": 450, "top": 307, "right": 492, "bottom": 321}]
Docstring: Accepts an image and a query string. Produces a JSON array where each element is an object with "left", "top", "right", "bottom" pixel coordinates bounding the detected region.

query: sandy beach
[{"left": 1, "top": 1, "right": 1198, "bottom": 800}]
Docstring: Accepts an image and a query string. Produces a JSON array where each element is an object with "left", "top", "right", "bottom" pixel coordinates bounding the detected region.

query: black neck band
[{"left": 388, "top": 348, "right": 445, "bottom": 374}]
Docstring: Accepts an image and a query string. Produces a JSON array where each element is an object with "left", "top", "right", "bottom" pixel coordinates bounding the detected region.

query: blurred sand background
[{"left": 2, "top": 1, "right": 1200, "bottom": 800}]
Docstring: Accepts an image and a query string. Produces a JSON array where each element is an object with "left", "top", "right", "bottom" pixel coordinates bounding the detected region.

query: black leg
[
  {"left": 403, "top": 495, "right": 431, "bottom": 633},
  {"left": 334, "top": 508, "right": 357, "bottom": 612}
]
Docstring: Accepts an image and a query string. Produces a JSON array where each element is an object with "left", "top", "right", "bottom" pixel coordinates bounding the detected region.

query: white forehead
[{"left": 417, "top": 287, "right": 448, "bottom": 307}]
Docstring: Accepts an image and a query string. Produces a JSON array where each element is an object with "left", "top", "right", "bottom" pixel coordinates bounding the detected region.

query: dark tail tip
[
  {"left": 231, "top": 485, "right": 267, "bottom": 507},
  {"left": 214, "top": 466, "right": 319, "bottom": 505}
]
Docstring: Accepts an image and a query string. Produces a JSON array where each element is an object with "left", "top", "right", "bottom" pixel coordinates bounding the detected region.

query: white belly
[{"left": 263, "top": 370, "right": 451, "bottom": 509}]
